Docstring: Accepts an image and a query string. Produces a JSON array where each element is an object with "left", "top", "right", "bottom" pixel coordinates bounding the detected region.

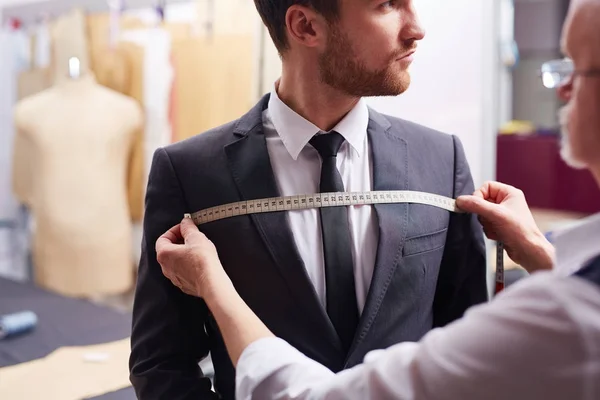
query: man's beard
[
  {"left": 318, "top": 25, "right": 412, "bottom": 97},
  {"left": 558, "top": 104, "right": 587, "bottom": 169}
]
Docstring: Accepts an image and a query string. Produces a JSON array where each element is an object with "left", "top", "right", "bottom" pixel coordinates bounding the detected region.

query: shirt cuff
[{"left": 236, "top": 337, "right": 312, "bottom": 399}]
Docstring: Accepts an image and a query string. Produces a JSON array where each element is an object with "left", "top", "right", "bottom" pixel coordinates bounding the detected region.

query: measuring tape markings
[
  {"left": 185, "top": 190, "right": 504, "bottom": 294},
  {"left": 186, "top": 190, "right": 459, "bottom": 225},
  {"left": 495, "top": 242, "right": 505, "bottom": 294}
]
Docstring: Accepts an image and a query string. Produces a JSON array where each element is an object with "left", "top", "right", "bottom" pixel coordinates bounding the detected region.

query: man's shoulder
[
  {"left": 375, "top": 110, "right": 456, "bottom": 145},
  {"left": 163, "top": 95, "right": 268, "bottom": 159},
  {"left": 163, "top": 119, "right": 241, "bottom": 157}
]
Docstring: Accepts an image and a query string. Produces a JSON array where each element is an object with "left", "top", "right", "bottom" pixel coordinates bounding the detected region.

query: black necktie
[{"left": 309, "top": 132, "right": 359, "bottom": 351}]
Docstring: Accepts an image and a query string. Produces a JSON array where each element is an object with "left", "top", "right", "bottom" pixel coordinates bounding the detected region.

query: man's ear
[{"left": 285, "top": 5, "right": 329, "bottom": 50}]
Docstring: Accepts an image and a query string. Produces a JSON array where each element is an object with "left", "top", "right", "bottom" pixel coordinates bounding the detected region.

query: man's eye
[{"left": 381, "top": 0, "right": 396, "bottom": 8}]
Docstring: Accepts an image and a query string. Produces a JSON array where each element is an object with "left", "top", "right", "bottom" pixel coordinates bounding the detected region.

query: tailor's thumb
[
  {"left": 180, "top": 216, "right": 201, "bottom": 243},
  {"left": 456, "top": 195, "right": 499, "bottom": 219}
]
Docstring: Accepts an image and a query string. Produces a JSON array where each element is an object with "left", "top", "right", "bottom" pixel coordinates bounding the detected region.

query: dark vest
[{"left": 573, "top": 255, "right": 600, "bottom": 287}]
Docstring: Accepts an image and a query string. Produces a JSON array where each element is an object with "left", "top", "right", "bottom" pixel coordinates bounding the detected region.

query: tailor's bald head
[{"left": 563, "top": 0, "right": 600, "bottom": 64}]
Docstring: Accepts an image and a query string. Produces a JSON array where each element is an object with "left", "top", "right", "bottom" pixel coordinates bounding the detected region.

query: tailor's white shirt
[
  {"left": 235, "top": 213, "right": 600, "bottom": 400},
  {"left": 263, "top": 88, "right": 379, "bottom": 313}
]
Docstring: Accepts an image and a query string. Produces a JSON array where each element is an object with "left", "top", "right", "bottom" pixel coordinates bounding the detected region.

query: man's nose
[
  {"left": 402, "top": 1, "right": 426, "bottom": 42},
  {"left": 557, "top": 79, "right": 573, "bottom": 102},
  {"left": 404, "top": 17, "right": 425, "bottom": 42}
]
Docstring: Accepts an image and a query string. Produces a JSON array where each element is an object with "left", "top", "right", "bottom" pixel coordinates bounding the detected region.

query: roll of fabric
[{"left": 0, "top": 310, "right": 37, "bottom": 340}]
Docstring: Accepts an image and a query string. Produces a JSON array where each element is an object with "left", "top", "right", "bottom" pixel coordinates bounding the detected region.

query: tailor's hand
[
  {"left": 156, "top": 216, "right": 230, "bottom": 298},
  {"left": 456, "top": 181, "right": 555, "bottom": 273}
]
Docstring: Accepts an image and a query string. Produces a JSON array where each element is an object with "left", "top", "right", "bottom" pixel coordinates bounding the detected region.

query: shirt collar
[
  {"left": 267, "top": 86, "right": 369, "bottom": 161},
  {"left": 551, "top": 212, "right": 600, "bottom": 276}
]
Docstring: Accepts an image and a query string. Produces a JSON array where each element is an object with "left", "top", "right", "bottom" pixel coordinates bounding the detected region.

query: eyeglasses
[{"left": 540, "top": 58, "right": 600, "bottom": 89}]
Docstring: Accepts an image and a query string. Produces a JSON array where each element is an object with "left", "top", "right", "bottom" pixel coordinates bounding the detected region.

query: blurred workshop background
[{"left": 1, "top": 0, "right": 597, "bottom": 399}]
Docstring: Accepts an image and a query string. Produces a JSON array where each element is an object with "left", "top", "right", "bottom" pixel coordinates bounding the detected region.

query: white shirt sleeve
[{"left": 235, "top": 273, "right": 598, "bottom": 400}]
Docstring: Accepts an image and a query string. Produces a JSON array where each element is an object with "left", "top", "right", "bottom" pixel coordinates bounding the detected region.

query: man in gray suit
[{"left": 129, "top": 0, "right": 487, "bottom": 398}]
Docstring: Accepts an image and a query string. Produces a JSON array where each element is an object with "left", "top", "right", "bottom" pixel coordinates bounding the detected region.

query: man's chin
[
  {"left": 373, "top": 76, "right": 411, "bottom": 97},
  {"left": 330, "top": 70, "right": 411, "bottom": 98},
  {"left": 389, "top": 71, "right": 411, "bottom": 94},
  {"left": 560, "top": 149, "right": 587, "bottom": 170},
  {"left": 560, "top": 129, "right": 587, "bottom": 170}
]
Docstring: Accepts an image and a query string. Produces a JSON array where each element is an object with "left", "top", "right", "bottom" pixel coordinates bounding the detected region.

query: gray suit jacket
[{"left": 129, "top": 94, "right": 488, "bottom": 399}]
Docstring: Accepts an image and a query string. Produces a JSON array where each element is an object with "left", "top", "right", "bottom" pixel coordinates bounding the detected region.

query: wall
[
  {"left": 0, "top": 0, "right": 42, "bottom": 17},
  {"left": 498, "top": 0, "right": 516, "bottom": 127},
  {"left": 512, "top": 0, "right": 568, "bottom": 128}
]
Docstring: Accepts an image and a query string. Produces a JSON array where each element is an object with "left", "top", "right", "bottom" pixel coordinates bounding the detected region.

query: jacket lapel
[
  {"left": 224, "top": 94, "right": 342, "bottom": 353},
  {"left": 346, "top": 108, "right": 409, "bottom": 360}
]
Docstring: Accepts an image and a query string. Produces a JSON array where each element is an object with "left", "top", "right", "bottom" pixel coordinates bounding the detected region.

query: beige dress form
[{"left": 13, "top": 73, "right": 143, "bottom": 297}]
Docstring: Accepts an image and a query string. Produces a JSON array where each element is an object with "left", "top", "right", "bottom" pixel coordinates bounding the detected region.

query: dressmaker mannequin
[
  {"left": 12, "top": 58, "right": 143, "bottom": 297},
  {"left": 13, "top": 8, "right": 90, "bottom": 209},
  {"left": 12, "top": 36, "right": 52, "bottom": 207}
]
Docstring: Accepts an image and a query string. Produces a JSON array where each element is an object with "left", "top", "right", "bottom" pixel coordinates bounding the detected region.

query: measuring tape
[
  {"left": 184, "top": 190, "right": 504, "bottom": 295},
  {"left": 495, "top": 242, "right": 505, "bottom": 295},
  {"left": 185, "top": 190, "right": 458, "bottom": 224}
]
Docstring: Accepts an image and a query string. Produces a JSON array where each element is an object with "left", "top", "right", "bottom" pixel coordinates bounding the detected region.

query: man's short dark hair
[{"left": 254, "top": 1, "right": 340, "bottom": 53}]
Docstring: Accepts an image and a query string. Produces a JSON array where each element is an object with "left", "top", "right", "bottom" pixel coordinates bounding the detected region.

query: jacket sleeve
[
  {"left": 129, "top": 148, "right": 218, "bottom": 399},
  {"left": 433, "top": 135, "right": 489, "bottom": 327}
]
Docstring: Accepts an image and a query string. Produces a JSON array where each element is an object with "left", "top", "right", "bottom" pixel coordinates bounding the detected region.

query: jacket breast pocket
[{"left": 402, "top": 228, "right": 448, "bottom": 257}]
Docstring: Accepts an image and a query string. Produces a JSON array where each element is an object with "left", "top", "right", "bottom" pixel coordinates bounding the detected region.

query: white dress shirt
[
  {"left": 263, "top": 88, "right": 379, "bottom": 313},
  {"left": 235, "top": 213, "right": 600, "bottom": 400}
]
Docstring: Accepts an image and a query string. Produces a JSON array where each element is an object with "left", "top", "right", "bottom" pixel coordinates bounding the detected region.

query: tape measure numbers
[
  {"left": 185, "top": 190, "right": 459, "bottom": 225},
  {"left": 184, "top": 190, "right": 504, "bottom": 295}
]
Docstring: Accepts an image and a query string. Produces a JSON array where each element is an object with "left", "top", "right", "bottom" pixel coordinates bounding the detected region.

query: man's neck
[{"left": 276, "top": 67, "right": 360, "bottom": 132}]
